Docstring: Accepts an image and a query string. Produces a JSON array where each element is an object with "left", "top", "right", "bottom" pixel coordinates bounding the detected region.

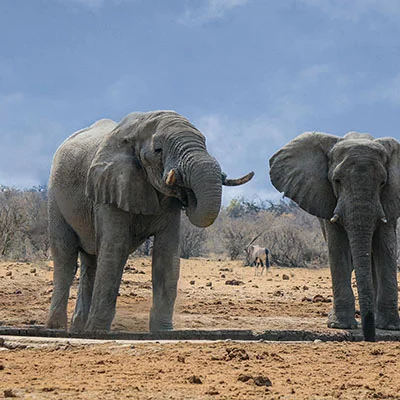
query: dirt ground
[{"left": 1, "top": 258, "right": 400, "bottom": 399}]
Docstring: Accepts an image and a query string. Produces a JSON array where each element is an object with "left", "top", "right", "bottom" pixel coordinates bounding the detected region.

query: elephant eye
[
  {"left": 334, "top": 178, "right": 341, "bottom": 185},
  {"left": 380, "top": 180, "right": 386, "bottom": 188},
  {"left": 154, "top": 148, "right": 162, "bottom": 154}
]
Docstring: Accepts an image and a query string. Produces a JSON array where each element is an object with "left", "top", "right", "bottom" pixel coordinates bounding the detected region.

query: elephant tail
[{"left": 265, "top": 248, "right": 270, "bottom": 268}]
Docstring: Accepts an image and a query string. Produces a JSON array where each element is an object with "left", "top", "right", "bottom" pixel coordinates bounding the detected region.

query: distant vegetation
[{"left": 0, "top": 186, "right": 348, "bottom": 268}]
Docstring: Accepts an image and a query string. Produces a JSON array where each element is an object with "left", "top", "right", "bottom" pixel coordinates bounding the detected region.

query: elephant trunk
[
  {"left": 346, "top": 218, "right": 376, "bottom": 342},
  {"left": 184, "top": 155, "right": 222, "bottom": 228}
]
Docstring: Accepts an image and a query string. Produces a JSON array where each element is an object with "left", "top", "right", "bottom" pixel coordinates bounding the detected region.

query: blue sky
[{"left": 1, "top": 0, "right": 400, "bottom": 204}]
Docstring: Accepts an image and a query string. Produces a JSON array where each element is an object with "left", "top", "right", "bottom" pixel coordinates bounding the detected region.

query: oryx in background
[{"left": 245, "top": 234, "right": 270, "bottom": 276}]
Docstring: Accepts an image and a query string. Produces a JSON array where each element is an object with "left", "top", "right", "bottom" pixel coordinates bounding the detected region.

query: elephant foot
[
  {"left": 83, "top": 317, "right": 113, "bottom": 334},
  {"left": 327, "top": 309, "right": 358, "bottom": 330},
  {"left": 70, "top": 314, "right": 87, "bottom": 334},
  {"left": 46, "top": 320, "right": 67, "bottom": 331},
  {"left": 376, "top": 312, "right": 400, "bottom": 331},
  {"left": 149, "top": 309, "right": 173, "bottom": 332},
  {"left": 46, "top": 311, "right": 68, "bottom": 331}
]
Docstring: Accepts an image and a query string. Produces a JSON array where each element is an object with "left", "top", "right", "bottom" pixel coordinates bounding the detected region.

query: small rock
[
  {"left": 205, "top": 388, "right": 219, "bottom": 395},
  {"left": 188, "top": 375, "right": 202, "bottom": 384},
  {"left": 253, "top": 375, "right": 272, "bottom": 387},
  {"left": 238, "top": 374, "right": 252, "bottom": 382},
  {"left": 225, "top": 279, "right": 244, "bottom": 286},
  {"left": 190, "top": 280, "right": 195, "bottom": 285},
  {"left": 312, "top": 294, "right": 331, "bottom": 303},
  {"left": 301, "top": 297, "right": 312, "bottom": 302},
  {"left": 206, "top": 282, "right": 212, "bottom": 287},
  {"left": 282, "top": 274, "right": 290, "bottom": 280},
  {"left": 4, "top": 389, "right": 17, "bottom": 398},
  {"left": 273, "top": 290, "right": 284, "bottom": 297},
  {"left": 5, "top": 271, "right": 12, "bottom": 277},
  {"left": 225, "top": 347, "right": 249, "bottom": 361},
  {"left": 177, "top": 355, "right": 185, "bottom": 363},
  {"left": 30, "top": 268, "right": 37, "bottom": 274},
  {"left": 303, "top": 285, "right": 309, "bottom": 290}
]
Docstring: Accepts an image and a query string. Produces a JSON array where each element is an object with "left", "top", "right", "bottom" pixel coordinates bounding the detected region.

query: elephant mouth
[{"left": 175, "top": 186, "right": 192, "bottom": 208}]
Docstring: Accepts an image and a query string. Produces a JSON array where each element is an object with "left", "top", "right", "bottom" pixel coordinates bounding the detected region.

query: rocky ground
[{"left": 1, "top": 258, "right": 400, "bottom": 399}]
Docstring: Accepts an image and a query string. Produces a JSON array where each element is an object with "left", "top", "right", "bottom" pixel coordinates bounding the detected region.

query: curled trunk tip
[
  {"left": 363, "top": 312, "right": 376, "bottom": 342},
  {"left": 222, "top": 171, "right": 254, "bottom": 186}
]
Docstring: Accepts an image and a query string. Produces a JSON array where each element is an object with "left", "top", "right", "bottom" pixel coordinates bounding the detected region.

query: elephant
[
  {"left": 246, "top": 245, "right": 270, "bottom": 275},
  {"left": 269, "top": 131, "right": 400, "bottom": 341},
  {"left": 46, "top": 110, "right": 254, "bottom": 333}
]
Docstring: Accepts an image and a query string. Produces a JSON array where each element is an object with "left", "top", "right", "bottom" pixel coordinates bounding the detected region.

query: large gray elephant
[
  {"left": 269, "top": 131, "right": 400, "bottom": 341},
  {"left": 46, "top": 110, "right": 253, "bottom": 333}
]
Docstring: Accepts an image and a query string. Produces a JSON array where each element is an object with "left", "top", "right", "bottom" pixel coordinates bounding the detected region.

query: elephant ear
[
  {"left": 375, "top": 137, "right": 400, "bottom": 220},
  {"left": 86, "top": 127, "right": 160, "bottom": 215},
  {"left": 269, "top": 132, "right": 339, "bottom": 220}
]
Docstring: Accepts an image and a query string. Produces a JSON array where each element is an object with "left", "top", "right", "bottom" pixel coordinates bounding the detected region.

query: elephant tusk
[
  {"left": 165, "top": 169, "right": 176, "bottom": 186},
  {"left": 381, "top": 217, "right": 388, "bottom": 224},
  {"left": 330, "top": 214, "right": 339, "bottom": 223},
  {"left": 222, "top": 171, "right": 255, "bottom": 186}
]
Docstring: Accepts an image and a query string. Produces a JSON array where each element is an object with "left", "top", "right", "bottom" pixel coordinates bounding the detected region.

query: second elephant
[{"left": 269, "top": 131, "right": 400, "bottom": 341}]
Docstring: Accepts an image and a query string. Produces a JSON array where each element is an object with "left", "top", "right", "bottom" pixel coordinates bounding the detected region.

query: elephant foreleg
[
  {"left": 150, "top": 215, "right": 180, "bottom": 332},
  {"left": 84, "top": 207, "right": 130, "bottom": 332},
  {"left": 372, "top": 221, "right": 400, "bottom": 330},
  {"left": 70, "top": 251, "right": 97, "bottom": 333},
  {"left": 325, "top": 222, "right": 358, "bottom": 329}
]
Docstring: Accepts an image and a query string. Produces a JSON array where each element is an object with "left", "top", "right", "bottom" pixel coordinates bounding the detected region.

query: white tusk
[
  {"left": 165, "top": 169, "right": 176, "bottom": 186},
  {"left": 381, "top": 217, "right": 388, "bottom": 224},
  {"left": 330, "top": 214, "right": 339, "bottom": 223}
]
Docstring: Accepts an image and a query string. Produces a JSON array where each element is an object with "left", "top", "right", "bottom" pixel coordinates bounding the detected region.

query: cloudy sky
[{"left": 2, "top": 0, "right": 400, "bottom": 204}]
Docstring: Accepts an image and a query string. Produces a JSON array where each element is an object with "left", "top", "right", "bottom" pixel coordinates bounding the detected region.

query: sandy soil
[{"left": 1, "top": 258, "right": 400, "bottom": 399}]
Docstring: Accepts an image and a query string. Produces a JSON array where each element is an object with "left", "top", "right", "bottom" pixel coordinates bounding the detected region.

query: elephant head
[
  {"left": 269, "top": 131, "right": 400, "bottom": 341},
  {"left": 86, "top": 111, "right": 254, "bottom": 228}
]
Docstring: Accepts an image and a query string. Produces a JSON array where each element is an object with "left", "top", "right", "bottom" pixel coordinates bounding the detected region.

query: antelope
[{"left": 245, "top": 233, "right": 270, "bottom": 276}]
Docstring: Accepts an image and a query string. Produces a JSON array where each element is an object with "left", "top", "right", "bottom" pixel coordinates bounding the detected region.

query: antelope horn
[
  {"left": 165, "top": 169, "right": 176, "bottom": 186},
  {"left": 330, "top": 214, "right": 339, "bottom": 223},
  {"left": 222, "top": 171, "right": 254, "bottom": 186},
  {"left": 246, "top": 230, "right": 266, "bottom": 249}
]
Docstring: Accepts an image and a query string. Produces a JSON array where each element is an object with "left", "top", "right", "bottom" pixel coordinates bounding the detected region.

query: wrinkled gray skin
[
  {"left": 270, "top": 131, "right": 400, "bottom": 341},
  {"left": 46, "top": 110, "right": 253, "bottom": 333},
  {"left": 246, "top": 245, "right": 270, "bottom": 275}
]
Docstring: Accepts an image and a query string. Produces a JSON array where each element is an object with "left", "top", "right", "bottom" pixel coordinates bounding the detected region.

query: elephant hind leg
[
  {"left": 46, "top": 203, "right": 79, "bottom": 330},
  {"left": 70, "top": 251, "right": 97, "bottom": 333}
]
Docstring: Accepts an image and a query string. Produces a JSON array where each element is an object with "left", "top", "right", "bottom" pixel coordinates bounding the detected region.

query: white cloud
[
  {"left": 178, "top": 0, "right": 250, "bottom": 26},
  {"left": 298, "top": 0, "right": 400, "bottom": 21}
]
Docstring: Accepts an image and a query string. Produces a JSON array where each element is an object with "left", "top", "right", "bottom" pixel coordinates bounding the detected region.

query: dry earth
[{"left": 1, "top": 258, "right": 400, "bottom": 399}]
